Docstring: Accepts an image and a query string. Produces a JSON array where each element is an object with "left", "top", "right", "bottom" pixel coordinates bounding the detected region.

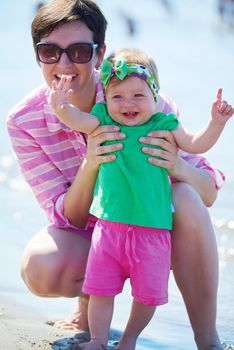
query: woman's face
[{"left": 39, "top": 21, "right": 105, "bottom": 104}]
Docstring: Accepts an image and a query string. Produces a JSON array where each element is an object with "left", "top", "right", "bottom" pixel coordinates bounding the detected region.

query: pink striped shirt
[{"left": 7, "top": 71, "right": 225, "bottom": 237}]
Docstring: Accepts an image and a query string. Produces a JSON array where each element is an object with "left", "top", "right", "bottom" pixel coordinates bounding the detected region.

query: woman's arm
[
  {"left": 7, "top": 112, "right": 124, "bottom": 229},
  {"left": 63, "top": 125, "right": 125, "bottom": 227},
  {"left": 169, "top": 154, "right": 218, "bottom": 207},
  {"left": 140, "top": 130, "right": 221, "bottom": 207}
]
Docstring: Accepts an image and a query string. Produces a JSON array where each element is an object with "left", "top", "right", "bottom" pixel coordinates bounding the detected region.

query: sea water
[{"left": 0, "top": 0, "right": 234, "bottom": 348}]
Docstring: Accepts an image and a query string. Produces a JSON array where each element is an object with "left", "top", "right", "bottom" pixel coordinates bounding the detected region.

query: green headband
[{"left": 100, "top": 59, "right": 159, "bottom": 102}]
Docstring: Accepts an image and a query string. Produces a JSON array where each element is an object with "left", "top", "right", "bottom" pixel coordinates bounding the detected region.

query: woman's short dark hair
[{"left": 32, "top": 0, "right": 107, "bottom": 54}]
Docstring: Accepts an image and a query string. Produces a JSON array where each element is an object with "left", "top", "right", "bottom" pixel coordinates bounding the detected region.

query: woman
[{"left": 7, "top": 0, "right": 225, "bottom": 349}]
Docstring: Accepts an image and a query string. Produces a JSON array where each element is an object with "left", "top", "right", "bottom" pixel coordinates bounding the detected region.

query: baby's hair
[{"left": 107, "top": 47, "right": 160, "bottom": 90}]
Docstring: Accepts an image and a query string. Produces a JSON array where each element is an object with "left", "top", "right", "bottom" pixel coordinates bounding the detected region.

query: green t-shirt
[{"left": 90, "top": 103, "right": 179, "bottom": 229}]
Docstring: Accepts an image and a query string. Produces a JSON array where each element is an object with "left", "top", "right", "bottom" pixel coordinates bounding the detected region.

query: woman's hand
[
  {"left": 139, "top": 129, "right": 218, "bottom": 206},
  {"left": 85, "top": 124, "right": 125, "bottom": 170},
  {"left": 139, "top": 130, "right": 181, "bottom": 177}
]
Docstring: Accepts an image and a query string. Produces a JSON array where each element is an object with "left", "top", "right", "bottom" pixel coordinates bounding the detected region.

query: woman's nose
[{"left": 57, "top": 52, "right": 73, "bottom": 66}]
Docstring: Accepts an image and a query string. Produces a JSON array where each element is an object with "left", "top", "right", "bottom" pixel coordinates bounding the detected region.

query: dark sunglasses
[{"left": 36, "top": 42, "right": 99, "bottom": 64}]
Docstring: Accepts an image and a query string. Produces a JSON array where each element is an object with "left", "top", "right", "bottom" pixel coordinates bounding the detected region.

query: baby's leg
[
  {"left": 115, "top": 299, "right": 156, "bottom": 350},
  {"left": 77, "top": 295, "right": 114, "bottom": 350}
]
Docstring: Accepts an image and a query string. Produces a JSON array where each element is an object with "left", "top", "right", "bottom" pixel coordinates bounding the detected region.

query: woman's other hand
[
  {"left": 139, "top": 130, "right": 181, "bottom": 177},
  {"left": 85, "top": 125, "right": 125, "bottom": 169},
  {"left": 139, "top": 130, "right": 218, "bottom": 206}
]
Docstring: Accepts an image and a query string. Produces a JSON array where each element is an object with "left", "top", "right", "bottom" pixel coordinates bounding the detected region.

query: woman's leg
[
  {"left": 20, "top": 225, "right": 91, "bottom": 331},
  {"left": 171, "top": 182, "right": 223, "bottom": 350}
]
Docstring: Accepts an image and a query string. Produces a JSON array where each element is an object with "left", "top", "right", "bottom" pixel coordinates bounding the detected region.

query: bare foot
[
  {"left": 115, "top": 337, "right": 136, "bottom": 350},
  {"left": 72, "top": 339, "right": 107, "bottom": 350},
  {"left": 46, "top": 295, "right": 89, "bottom": 332},
  {"left": 196, "top": 333, "right": 224, "bottom": 350}
]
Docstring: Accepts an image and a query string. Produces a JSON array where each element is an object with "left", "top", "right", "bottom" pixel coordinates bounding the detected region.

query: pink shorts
[{"left": 83, "top": 219, "right": 171, "bottom": 306}]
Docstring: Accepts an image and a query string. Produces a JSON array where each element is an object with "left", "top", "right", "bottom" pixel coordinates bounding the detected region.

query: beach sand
[
  {"left": 0, "top": 294, "right": 120, "bottom": 350},
  {"left": 0, "top": 295, "right": 89, "bottom": 350},
  {"left": 1, "top": 294, "right": 234, "bottom": 350}
]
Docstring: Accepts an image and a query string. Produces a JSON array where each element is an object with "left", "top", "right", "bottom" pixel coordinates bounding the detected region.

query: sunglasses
[{"left": 36, "top": 42, "right": 99, "bottom": 64}]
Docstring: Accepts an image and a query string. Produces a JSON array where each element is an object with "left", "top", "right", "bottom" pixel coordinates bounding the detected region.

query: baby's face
[{"left": 105, "top": 76, "right": 157, "bottom": 126}]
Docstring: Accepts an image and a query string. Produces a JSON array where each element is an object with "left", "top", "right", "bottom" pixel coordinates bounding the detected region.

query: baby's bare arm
[
  {"left": 173, "top": 88, "right": 233, "bottom": 154},
  {"left": 50, "top": 75, "right": 99, "bottom": 133}
]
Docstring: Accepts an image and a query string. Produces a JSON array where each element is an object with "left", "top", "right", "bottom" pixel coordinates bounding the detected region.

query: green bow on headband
[
  {"left": 100, "top": 59, "right": 129, "bottom": 87},
  {"left": 99, "top": 58, "right": 159, "bottom": 102}
]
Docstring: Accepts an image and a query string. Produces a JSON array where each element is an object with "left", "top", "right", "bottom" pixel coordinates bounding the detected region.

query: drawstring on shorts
[{"left": 125, "top": 226, "right": 140, "bottom": 266}]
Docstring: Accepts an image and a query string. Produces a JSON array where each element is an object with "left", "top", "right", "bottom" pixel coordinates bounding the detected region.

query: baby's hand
[
  {"left": 49, "top": 75, "right": 73, "bottom": 115},
  {"left": 211, "top": 88, "right": 234, "bottom": 124}
]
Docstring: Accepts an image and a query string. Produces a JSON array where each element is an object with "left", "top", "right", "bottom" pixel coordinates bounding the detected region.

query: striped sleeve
[
  {"left": 7, "top": 115, "right": 74, "bottom": 228},
  {"left": 179, "top": 150, "right": 225, "bottom": 189}
]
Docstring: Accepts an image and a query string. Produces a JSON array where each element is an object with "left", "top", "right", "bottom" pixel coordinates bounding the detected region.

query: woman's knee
[
  {"left": 20, "top": 241, "right": 65, "bottom": 296},
  {"left": 172, "top": 182, "right": 211, "bottom": 231},
  {"left": 20, "top": 226, "right": 90, "bottom": 297}
]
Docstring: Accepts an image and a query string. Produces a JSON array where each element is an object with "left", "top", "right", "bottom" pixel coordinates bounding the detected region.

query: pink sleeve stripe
[
  {"left": 27, "top": 149, "right": 78, "bottom": 164},
  {"left": 13, "top": 139, "right": 76, "bottom": 157},
  {"left": 12, "top": 146, "right": 42, "bottom": 157},
  {"left": 21, "top": 161, "right": 61, "bottom": 180},
  {"left": 25, "top": 168, "right": 66, "bottom": 187},
  {"left": 20, "top": 155, "right": 79, "bottom": 178},
  {"left": 37, "top": 183, "right": 68, "bottom": 208},
  {"left": 15, "top": 112, "right": 47, "bottom": 125},
  {"left": 41, "top": 140, "right": 78, "bottom": 153},
  {"left": 7, "top": 128, "right": 38, "bottom": 144},
  {"left": 19, "top": 151, "right": 51, "bottom": 169},
  {"left": 180, "top": 151, "right": 225, "bottom": 189},
  {"left": 30, "top": 175, "right": 67, "bottom": 196}
]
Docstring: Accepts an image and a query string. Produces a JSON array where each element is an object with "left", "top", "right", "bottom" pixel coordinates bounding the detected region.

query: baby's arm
[
  {"left": 172, "top": 88, "right": 233, "bottom": 153},
  {"left": 50, "top": 75, "right": 100, "bottom": 134}
]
